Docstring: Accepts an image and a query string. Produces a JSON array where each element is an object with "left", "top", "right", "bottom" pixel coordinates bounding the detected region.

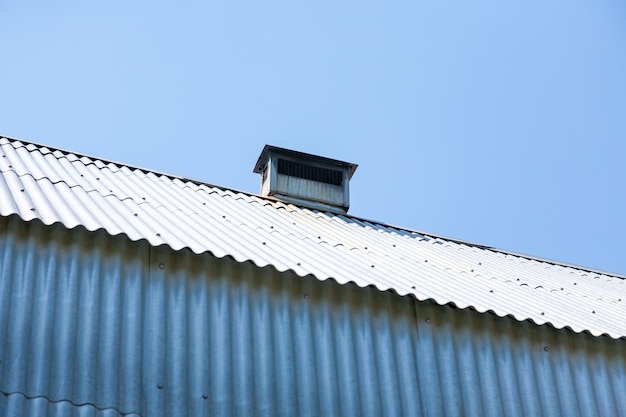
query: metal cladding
[
  {"left": 0, "top": 136, "right": 625, "bottom": 339},
  {"left": 1, "top": 217, "right": 626, "bottom": 417}
]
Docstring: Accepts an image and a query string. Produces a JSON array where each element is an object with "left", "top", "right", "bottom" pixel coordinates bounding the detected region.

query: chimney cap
[
  {"left": 253, "top": 145, "right": 358, "bottom": 214},
  {"left": 253, "top": 145, "right": 358, "bottom": 178}
]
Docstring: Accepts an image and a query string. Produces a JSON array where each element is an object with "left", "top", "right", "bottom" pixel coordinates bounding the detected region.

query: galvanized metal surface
[
  {"left": 1, "top": 136, "right": 625, "bottom": 338},
  {"left": 1, "top": 217, "right": 625, "bottom": 417},
  {"left": 254, "top": 145, "right": 355, "bottom": 213}
]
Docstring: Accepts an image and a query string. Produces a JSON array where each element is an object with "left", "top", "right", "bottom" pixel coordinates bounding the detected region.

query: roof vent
[{"left": 253, "top": 145, "right": 358, "bottom": 214}]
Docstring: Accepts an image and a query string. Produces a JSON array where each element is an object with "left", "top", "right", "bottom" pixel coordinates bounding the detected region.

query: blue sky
[{"left": 2, "top": 1, "right": 625, "bottom": 274}]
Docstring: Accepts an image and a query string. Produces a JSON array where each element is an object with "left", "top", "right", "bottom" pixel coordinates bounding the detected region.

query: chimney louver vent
[
  {"left": 277, "top": 158, "right": 343, "bottom": 186},
  {"left": 253, "top": 145, "right": 358, "bottom": 214}
]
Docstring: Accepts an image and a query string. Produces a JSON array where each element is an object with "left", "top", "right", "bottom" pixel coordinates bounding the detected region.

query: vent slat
[{"left": 278, "top": 159, "right": 342, "bottom": 186}]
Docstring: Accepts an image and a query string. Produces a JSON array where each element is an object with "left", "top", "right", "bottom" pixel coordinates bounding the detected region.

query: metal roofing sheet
[{"left": 1, "top": 135, "right": 625, "bottom": 339}]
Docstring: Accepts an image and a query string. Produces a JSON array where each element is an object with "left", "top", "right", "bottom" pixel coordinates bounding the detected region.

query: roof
[
  {"left": 253, "top": 144, "right": 358, "bottom": 178},
  {"left": 1, "top": 135, "right": 625, "bottom": 339}
]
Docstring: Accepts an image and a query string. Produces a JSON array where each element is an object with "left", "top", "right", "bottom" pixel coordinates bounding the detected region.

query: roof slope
[{"left": 1, "top": 135, "right": 625, "bottom": 339}]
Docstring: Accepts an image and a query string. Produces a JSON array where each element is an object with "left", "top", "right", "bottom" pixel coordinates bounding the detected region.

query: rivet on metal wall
[
  {"left": 425, "top": 318, "right": 431, "bottom": 323},
  {"left": 158, "top": 263, "right": 165, "bottom": 269},
  {"left": 303, "top": 294, "right": 309, "bottom": 299},
  {"left": 544, "top": 346, "right": 550, "bottom": 352},
  {"left": 202, "top": 394, "right": 208, "bottom": 400},
  {"left": 157, "top": 384, "right": 163, "bottom": 390}
]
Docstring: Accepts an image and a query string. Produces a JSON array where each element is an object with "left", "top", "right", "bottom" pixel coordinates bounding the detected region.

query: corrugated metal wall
[{"left": 1, "top": 215, "right": 625, "bottom": 417}]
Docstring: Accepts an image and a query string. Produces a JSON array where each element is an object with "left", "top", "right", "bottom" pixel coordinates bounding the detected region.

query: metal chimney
[{"left": 253, "top": 145, "right": 358, "bottom": 214}]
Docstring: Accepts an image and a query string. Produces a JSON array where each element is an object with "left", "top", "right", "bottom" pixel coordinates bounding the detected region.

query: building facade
[{"left": 1, "top": 136, "right": 625, "bottom": 416}]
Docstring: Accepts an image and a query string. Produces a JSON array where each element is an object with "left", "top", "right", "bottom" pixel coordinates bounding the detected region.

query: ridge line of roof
[
  {"left": 357, "top": 216, "right": 626, "bottom": 280},
  {"left": 3, "top": 133, "right": 624, "bottom": 280},
  {"left": 1, "top": 133, "right": 253, "bottom": 195}
]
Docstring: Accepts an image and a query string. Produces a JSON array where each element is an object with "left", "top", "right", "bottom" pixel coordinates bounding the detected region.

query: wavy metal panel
[
  {"left": 1, "top": 136, "right": 625, "bottom": 339},
  {"left": 1, "top": 217, "right": 626, "bottom": 417}
]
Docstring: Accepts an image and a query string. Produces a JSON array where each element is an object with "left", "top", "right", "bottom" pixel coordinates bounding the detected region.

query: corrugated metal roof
[{"left": 1, "top": 135, "right": 625, "bottom": 339}]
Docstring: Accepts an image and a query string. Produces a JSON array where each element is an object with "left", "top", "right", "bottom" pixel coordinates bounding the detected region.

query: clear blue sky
[{"left": 2, "top": 1, "right": 625, "bottom": 274}]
